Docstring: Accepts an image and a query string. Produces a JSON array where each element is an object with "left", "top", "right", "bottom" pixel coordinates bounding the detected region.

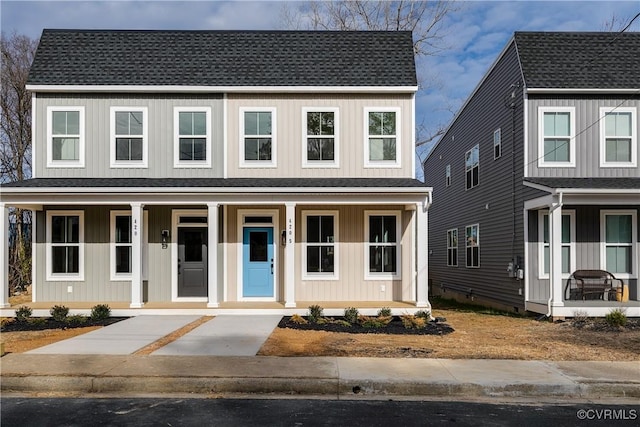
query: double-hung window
[
  {"left": 600, "top": 107, "right": 637, "bottom": 167},
  {"left": 111, "top": 212, "right": 132, "bottom": 279},
  {"left": 304, "top": 108, "right": 338, "bottom": 167},
  {"left": 174, "top": 107, "right": 211, "bottom": 167},
  {"left": 465, "top": 145, "right": 479, "bottom": 190},
  {"left": 539, "top": 211, "right": 575, "bottom": 278},
  {"left": 47, "top": 107, "right": 84, "bottom": 167},
  {"left": 538, "top": 107, "right": 575, "bottom": 167},
  {"left": 110, "top": 107, "right": 148, "bottom": 168},
  {"left": 365, "top": 108, "right": 400, "bottom": 167},
  {"left": 447, "top": 228, "right": 458, "bottom": 267},
  {"left": 303, "top": 212, "right": 338, "bottom": 279},
  {"left": 494, "top": 128, "right": 502, "bottom": 159},
  {"left": 47, "top": 211, "right": 83, "bottom": 280},
  {"left": 240, "top": 108, "right": 276, "bottom": 167},
  {"left": 366, "top": 212, "right": 400, "bottom": 279},
  {"left": 465, "top": 224, "right": 479, "bottom": 268},
  {"left": 601, "top": 211, "right": 637, "bottom": 278}
]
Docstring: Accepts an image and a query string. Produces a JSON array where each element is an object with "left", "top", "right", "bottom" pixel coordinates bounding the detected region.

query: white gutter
[{"left": 546, "top": 191, "right": 563, "bottom": 318}]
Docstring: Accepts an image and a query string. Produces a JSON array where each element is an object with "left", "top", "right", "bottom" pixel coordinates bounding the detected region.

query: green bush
[
  {"left": 90, "top": 304, "right": 111, "bottom": 321},
  {"left": 66, "top": 314, "right": 88, "bottom": 326},
  {"left": 50, "top": 305, "right": 69, "bottom": 322},
  {"left": 415, "top": 310, "right": 432, "bottom": 320},
  {"left": 401, "top": 314, "right": 427, "bottom": 329},
  {"left": 358, "top": 315, "right": 391, "bottom": 329},
  {"left": 377, "top": 307, "right": 392, "bottom": 317},
  {"left": 344, "top": 307, "right": 359, "bottom": 324},
  {"left": 605, "top": 308, "right": 627, "bottom": 327},
  {"left": 15, "top": 306, "right": 33, "bottom": 323},
  {"left": 307, "top": 305, "right": 324, "bottom": 323},
  {"left": 27, "top": 317, "right": 47, "bottom": 327}
]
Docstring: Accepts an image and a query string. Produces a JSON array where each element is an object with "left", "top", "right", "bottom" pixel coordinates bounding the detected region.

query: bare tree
[{"left": 1, "top": 32, "right": 38, "bottom": 294}]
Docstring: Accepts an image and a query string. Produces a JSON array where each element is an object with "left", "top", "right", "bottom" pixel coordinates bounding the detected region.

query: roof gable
[
  {"left": 515, "top": 32, "right": 640, "bottom": 89},
  {"left": 28, "top": 30, "right": 417, "bottom": 88}
]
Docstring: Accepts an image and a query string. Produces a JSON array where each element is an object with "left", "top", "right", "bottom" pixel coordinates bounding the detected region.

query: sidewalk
[{"left": 2, "top": 354, "right": 639, "bottom": 400}]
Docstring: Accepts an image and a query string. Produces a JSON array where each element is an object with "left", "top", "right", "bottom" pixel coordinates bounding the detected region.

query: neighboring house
[
  {"left": 0, "top": 30, "right": 432, "bottom": 312},
  {"left": 423, "top": 32, "right": 639, "bottom": 318}
]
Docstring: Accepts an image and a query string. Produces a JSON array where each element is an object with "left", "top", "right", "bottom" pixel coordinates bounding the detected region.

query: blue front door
[{"left": 242, "top": 227, "right": 274, "bottom": 298}]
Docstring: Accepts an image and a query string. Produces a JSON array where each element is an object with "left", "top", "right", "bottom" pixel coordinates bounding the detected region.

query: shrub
[
  {"left": 334, "top": 319, "right": 352, "bottom": 327},
  {"left": 415, "top": 310, "right": 432, "bottom": 320},
  {"left": 307, "top": 305, "right": 324, "bottom": 323},
  {"left": 401, "top": 314, "right": 427, "bottom": 330},
  {"left": 572, "top": 310, "right": 589, "bottom": 323},
  {"left": 66, "top": 314, "right": 88, "bottom": 326},
  {"left": 344, "top": 307, "right": 359, "bottom": 324},
  {"left": 358, "top": 315, "right": 391, "bottom": 329},
  {"left": 377, "top": 307, "right": 392, "bottom": 317},
  {"left": 90, "top": 304, "right": 111, "bottom": 321},
  {"left": 605, "top": 308, "right": 627, "bottom": 327},
  {"left": 50, "top": 305, "right": 69, "bottom": 322},
  {"left": 291, "top": 314, "right": 308, "bottom": 325},
  {"left": 27, "top": 317, "right": 47, "bottom": 327},
  {"left": 15, "top": 306, "right": 33, "bottom": 323}
]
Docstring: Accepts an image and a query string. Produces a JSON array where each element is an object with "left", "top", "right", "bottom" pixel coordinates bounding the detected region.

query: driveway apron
[
  {"left": 27, "top": 315, "right": 201, "bottom": 355},
  {"left": 152, "top": 315, "right": 282, "bottom": 356}
]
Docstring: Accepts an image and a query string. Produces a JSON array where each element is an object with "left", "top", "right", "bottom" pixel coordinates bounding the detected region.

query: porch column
[
  {"left": 0, "top": 204, "right": 9, "bottom": 308},
  {"left": 130, "top": 203, "right": 144, "bottom": 308},
  {"left": 207, "top": 203, "right": 219, "bottom": 308},
  {"left": 284, "top": 202, "right": 296, "bottom": 308},
  {"left": 416, "top": 200, "right": 430, "bottom": 308},
  {"left": 549, "top": 198, "right": 564, "bottom": 308}
]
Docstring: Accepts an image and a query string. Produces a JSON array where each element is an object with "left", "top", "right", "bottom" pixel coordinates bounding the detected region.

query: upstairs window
[
  {"left": 600, "top": 107, "right": 637, "bottom": 167},
  {"left": 110, "top": 107, "right": 148, "bottom": 168},
  {"left": 465, "top": 224, "right": 479, "bottom": 268},
  {"left": 47, "top": 107, "right": 84, "bottom": 167},
  {"left": 447, "top": 228, "right": 458, "bottom": 267},
  {"left": 241, "top": 108, "right": 276, "bottom": 167},
  {"left": 494, "top": 128, "right": 502, "bottom": 159},
  {"left": 174, "top": 107, "right": 211, "bottom": 167},
  {"left": 465, "top": 145, "right": 479, "bottom": 190},
  {"left": 304, "top": 109, "right": 338, "bottom": 167},
  {"left": 365, "top": 212, "right": 401, "bottom": 279},
  {"left": 445, "top": 164, "right": 451, "bottom": 187},
  {"left": 538, "top": 107, "right": 575, "bottom": 167},
  {"left": 365, "top": 108, "right": 400, "bottom": 167}
]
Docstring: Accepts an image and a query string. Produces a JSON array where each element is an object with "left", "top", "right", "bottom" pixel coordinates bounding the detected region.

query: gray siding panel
[
  {"left": 424, "top": 42, "right": 546, "bottom": 311},
  {"left": 34, "top": 94, "right": 224, "bottom": 179},
  {"left": 527, "top": 95, "right": 640, "bottom": 178}
]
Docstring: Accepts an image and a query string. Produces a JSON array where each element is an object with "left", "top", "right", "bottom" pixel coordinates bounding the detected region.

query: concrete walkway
[
  {"left": 152, "top": 315, "right": 282, "bottom": 356},
  {"left": 2, "top": 354, "right": 639, "bottom": 400},
  {"left": 27, "top": 315, "right": 201, "bottom": 355}
]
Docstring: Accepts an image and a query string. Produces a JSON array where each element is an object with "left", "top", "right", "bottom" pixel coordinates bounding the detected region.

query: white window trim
[
  {"left": 46, "top": 106, "right": 85, "bottom": 168},
  {"left": 239, "top": 107, "right": 277, "bottom": 168},
  {"left": 538, "top": 210, "right": 576, "bottom": 279},
  {"left": 465, "top": 223, "right": 480, "bottom": 269},
  {"left": 447, "top": 228, "right": 458, "bottom": 267},
  {"left": 301, "top": 107, "right": 340, "bottom": 168},
  {"left": 46, "top": 210, "right": 84, "bottom": 281},
  {"left": 363, "top": 107, "right": 402, "bottom": 168},
  {"left": 600, "top": 210, "right": 638, "bottom": 279},
  {"left": 302, "top": 210, "right": 339, "bottom": 280},
  {"left": 110, "top": 210, "right": 149, "bottom": 281},
  {"left": 173, "top": 106, "right": 212, "bottom": 168},
  {"left": 364, "top": 210, "right": 401, "bottom": 280},
  {"left": 599, "top": 107, "right": 637, "bottom": 168},
  {"left": 465, "top": 144, "right": 479, "bottom": 190},
  {"left": 494, "top": 128, "right": 502, "bottom": 160},
  {"left": 537, "top": 106, "right": 576, "bottom": 168},
  {"left": 110, "top": 106, "right": 149, "bottom": 168}
]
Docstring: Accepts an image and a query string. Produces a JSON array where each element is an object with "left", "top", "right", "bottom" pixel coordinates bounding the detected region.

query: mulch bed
[
  {"left": 278, "top": 316, "right": 454, "bottom": 335},
  {"left": 566, "top": 318, "right": 640, "bottom": 332},
  {"left": 1, "top": 317, "right": 128, "bottom": 332}
]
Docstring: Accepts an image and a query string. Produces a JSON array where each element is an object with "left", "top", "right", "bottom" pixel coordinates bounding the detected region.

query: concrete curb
[{"left": 2, "top": 355, "right": 639, "bottom": 399}]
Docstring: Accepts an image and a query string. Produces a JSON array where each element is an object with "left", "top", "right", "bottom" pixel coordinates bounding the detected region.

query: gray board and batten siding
[
  {"left": 34, "top": 93, "right": 225, "bottom": 178},
  {"left": 527, "top": 95, "right": 640, "bottom": 178},
  {"left": 424, "top": 39, "right": 544, "bottom": 311}
]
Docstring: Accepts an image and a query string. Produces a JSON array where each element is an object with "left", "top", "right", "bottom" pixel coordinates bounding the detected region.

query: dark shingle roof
[
  {"left": 524, "top": 177, "right": 640, "bottom": 190},
  {"left": 515, "top": 32, "right": 640, "bottom": 89},
  {"left": 1, "top": 177, "right": 429, "bottom": 189},
  {"left": 28, "top": 30, "right": 417, "bottom": 87}
]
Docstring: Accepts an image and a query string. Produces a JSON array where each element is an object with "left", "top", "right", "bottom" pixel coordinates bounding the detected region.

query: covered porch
[{"left": 523, "top": 178, "right": 640, "bottom": 318}]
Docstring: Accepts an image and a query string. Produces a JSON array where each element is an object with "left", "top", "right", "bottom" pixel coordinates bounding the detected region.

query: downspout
[{"left": 546, "top": 191, "right": 563, "bottom": 317}]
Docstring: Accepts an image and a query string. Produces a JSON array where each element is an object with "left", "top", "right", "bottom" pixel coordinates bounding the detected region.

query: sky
[{"left": 2, "top": 0, "right": 639, "bottom": 177}]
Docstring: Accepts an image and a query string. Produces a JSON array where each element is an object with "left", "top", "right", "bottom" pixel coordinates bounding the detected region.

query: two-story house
[
  {"left": 424, "top": 32, "right": 639, "bottom": 318},
  {"left": 0, "top": 29, "right": 432, "bottom": 313}
]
